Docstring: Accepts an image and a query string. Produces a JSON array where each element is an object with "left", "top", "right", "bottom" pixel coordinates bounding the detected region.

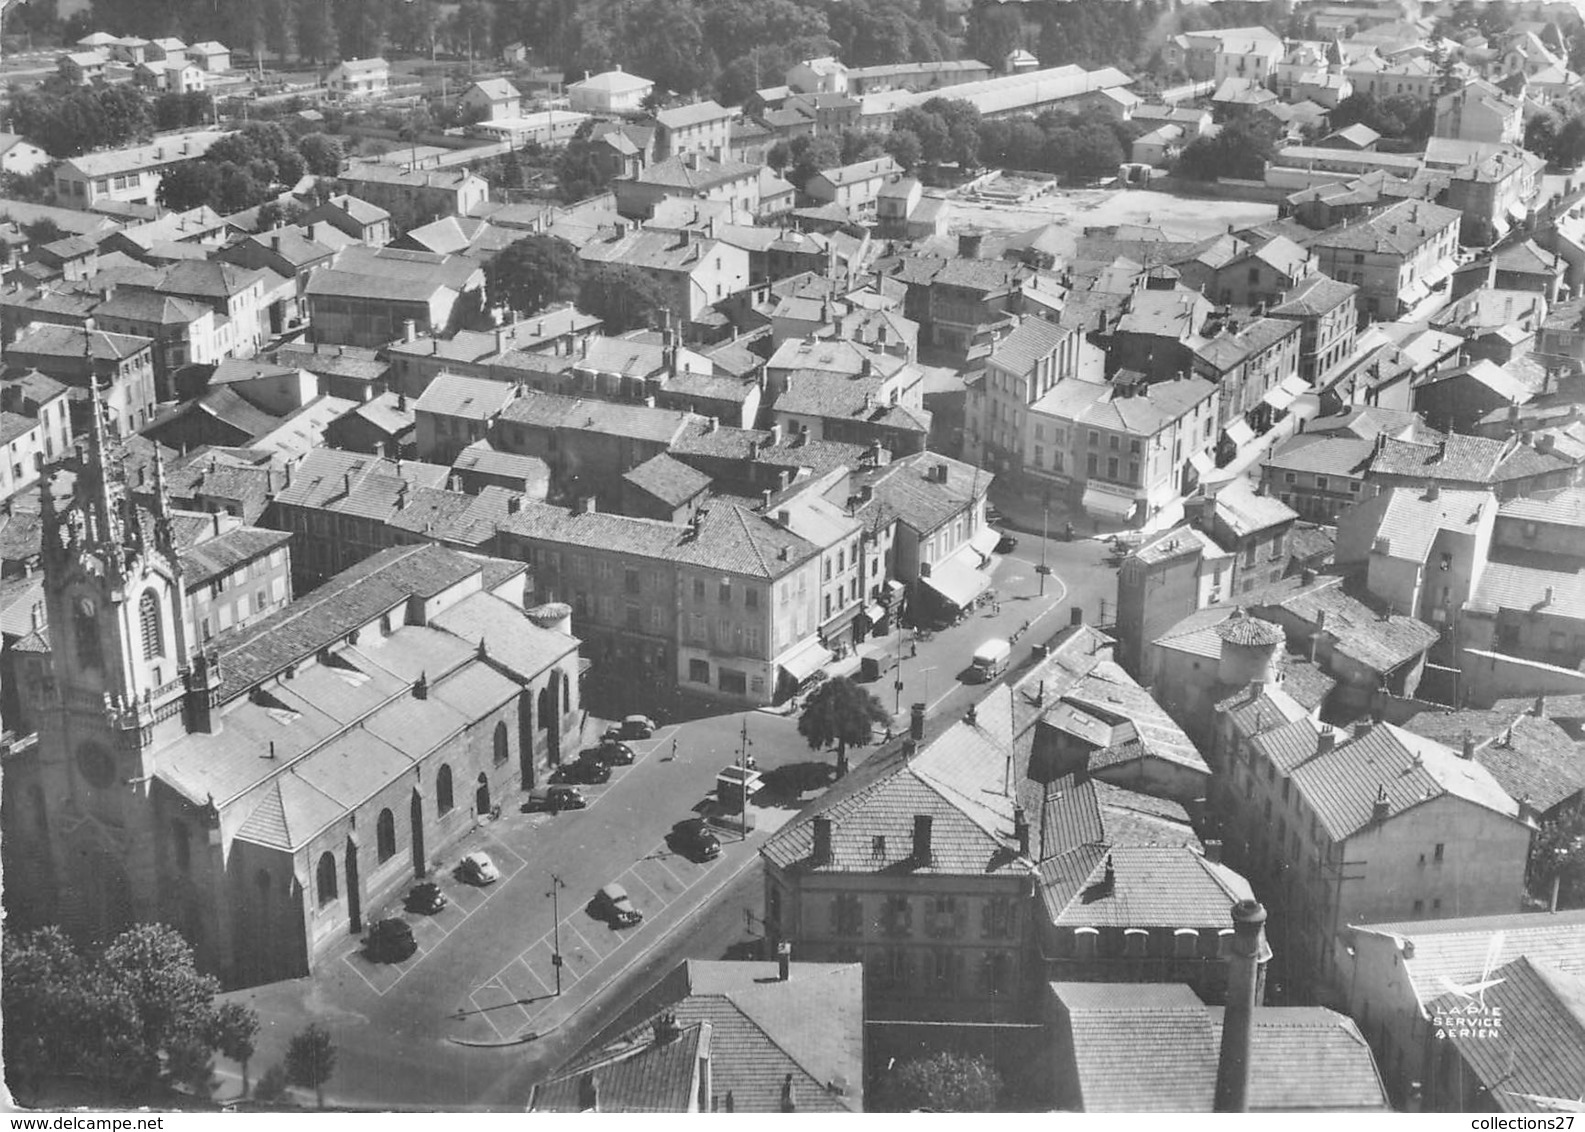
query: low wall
[{"left": 1150, "top": 175, "right": 1290, "bottom": 203}]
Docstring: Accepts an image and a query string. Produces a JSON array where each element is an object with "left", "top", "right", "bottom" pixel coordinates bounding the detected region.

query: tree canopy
[
  {"left": 578, "top": 263, "right": 673, "bottom": 333},
  {"left": 285, "top": 1023, "right": 337, "bottom": 1108},
  {"left": 488, "top": 235, "right": 586, "bottom": 317},
  {"left": 10, "top": 82, "right": 153, "bottom": 158},
  {"left": 1176, "top": 112, "right": 1282, "bottom": 181},
  {"left": 797, "top": 674, "right": 890, "bottom": 771},
  {"left": 1531, "top": 807, "right": 1585, "bottom": 910},
  {"left": 877, "top": 1051, "right": 1003, "bottom": 1112},
  {"left": 2, "top": 924, "right": 260, "bottom": 1103}
]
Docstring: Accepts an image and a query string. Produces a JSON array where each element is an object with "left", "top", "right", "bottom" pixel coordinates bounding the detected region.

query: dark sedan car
[
  {"left": 556, "top": 758, "right": 612, "bottom": 785},
  {"left": 364, "top": 918, "right": 417, "bottom": 963},
  {"left": 587, "top": 738, "right": 635, "bottom": 766},
  {"left": 405, "top": 882, "right": 447, "bottom": 915},
  {"left": 668, "top": 817, "right": 722, "bottom": 861},
  {"left": 995, "top": 532, "right": 1018, "bottom": 554}
]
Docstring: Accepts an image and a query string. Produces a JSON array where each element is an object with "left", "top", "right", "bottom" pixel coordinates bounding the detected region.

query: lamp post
[
  {"left": 1038, "top": 489, "right": 1051, "bottom": 597},
  {"left": 547, "top": 874, "right": 566, "bottom": 995}
]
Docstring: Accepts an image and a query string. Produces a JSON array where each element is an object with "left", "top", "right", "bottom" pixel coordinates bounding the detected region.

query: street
[{"left": 216, "top": 530, "right": 1118, "bottom": 1109}]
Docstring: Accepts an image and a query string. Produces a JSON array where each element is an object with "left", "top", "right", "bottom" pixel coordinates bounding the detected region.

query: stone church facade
[{"left": 2, "top": 389, "right": 581, "bottom": 987}]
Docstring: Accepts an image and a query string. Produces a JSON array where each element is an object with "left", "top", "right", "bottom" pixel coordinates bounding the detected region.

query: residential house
[
  {"left": 145, "top": 37, "right": 186, "bottom": 63},
  {"left": 1429, "top": 139, "right": 1544, "bottom": 244},
  {"left": 0, "top": 374, "right": 71, "bottom": 503},
  {"left": 1184, "top": 479, "right": 1299, "bottom": 598},
  {"left": 57, "top": 50, "right": 108, "bottom": 84},
  {"left": 336, "top": 166, "right": 489, "bottom": 222},
  {"left": 1337, "top": 911, "right": 1585, "bottom": 1108},
  {"left": 4, "top": 324, "right": 157, "bottom": 436},
  {"left": 306, "top": 247, "right": 485, "bottom": 348},
  {"left": 326, "top": 57, "right": 389, "bottom": 101},
  {"left": 1344, "top": 54, "right": 1437, "bottom": 100},
  {"left": 1262, "top": 433, "right": 1375, "bottom": 522},
  {"left": 612, "top": 156, "right": 761, "bottom": 222},
  {"left": 323, "top": 390, "right": 416, "bottom": 459},
  {"left": 1368, "top": 432, "right": 1576, "bottom": 499},
  {"left": 155, "top": 258, "right": 275, "bottom": 358},
  {"left": 1166, "top": 26, "right": 1283, "bottom": 81},
  {"left": 578, "top": 227, "right": 750, "bottom": 326},
  {"left": 785, "top": 57, "right": 848, "bottom": 95},
  {"left": 964, "top": 314, "right": 1088, "bottom": 477},
  {"left": 1433, "top": 79, "right": 1522, "bottom": 144},
  {"left": 300, "top": 194, "right": 392, "bottom": 247},
  {"left": 1399, "top": 701, "right": 1585, "bottom": 825},
  {"left": 91, "top": 290, "right": 223, "bottom": 398},
  {"left": 462, "top": 78, "right": 522, "bottom": 121},
  {"left": 1114, "top": 524, "right": 1237, "bottom": 678},
  {"left": 1307, "top": 200, "right": 1462, "bottom": 319},
  {"left": 413, "top": 371, "right": 521, "bottom": 465},
  {"left": 0, "top": 135, "right": 50, "bottom": 178},
  {"left": 654, "top": 100, "right": 734, "bottom": 163},
  {"left": 531, "top": 959, "right": 864, "bottom": 1112},
  {"left": 178, "top": 516, "right": 293, "bottom": 644},
  {"left": 271, "top": 341, "right": 390, "bottom": 401},
  {"left": 804, "top": 158, "right": 903, "bottom": 214},
  {"left": 1267, "top": 274, "right": 1361, "bottom": 386},
  {"left": 619, "top": 452, "right": 712, "bottom": 523},
  {"left": 567, "top": 67, "right": 655, "bottom": 115},
  {"left": 186, "top": 41, "right": 229, "bottom": 72}
]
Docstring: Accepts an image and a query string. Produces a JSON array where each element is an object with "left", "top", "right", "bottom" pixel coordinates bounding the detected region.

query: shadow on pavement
[{"left": 756, "top": 760, "right": 837, "bottom": 809}]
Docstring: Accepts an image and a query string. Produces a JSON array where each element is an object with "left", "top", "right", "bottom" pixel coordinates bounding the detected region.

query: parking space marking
[
  {"left": 564, "top": 920, "right": 605, "bottom": 960},
  {"left": 620, "top": 865, "right": 667, "bottom": 908},
  {"left": 652, "top": 853, "right": 688, "bottom": 889}
]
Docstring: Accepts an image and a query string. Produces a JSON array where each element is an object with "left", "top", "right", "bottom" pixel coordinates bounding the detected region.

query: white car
[{"left": 458, "top": 851, "right": 500, "bottom": 885}]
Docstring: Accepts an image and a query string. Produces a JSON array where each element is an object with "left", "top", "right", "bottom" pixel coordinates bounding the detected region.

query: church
[{"left": 2, "top": 386, "right": 582, "bottom": 987}]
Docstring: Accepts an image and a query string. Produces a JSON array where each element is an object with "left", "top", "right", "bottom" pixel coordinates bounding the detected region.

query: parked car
[
  {"left": 556, "top": 758, "right": 611, "bottom": 785},
  {"left": 668, "top": 817, "right": 721, "bottom": 861},
  {"left": 604, "top": 714, "right": 657, "bottom": 740},
  {"left": 457, "top": 851, "right": 500, "bottom": 886},
  {"left": 405, "top": 881, "right": 447, "bottom": 914},
  {"left": 985, "top": 505, "right": 1004, "bottom": 524},
  {"left": 594, "top": 882, "right": 643, "bottom": 927},
  {"left": 995, "top": 532, "right": 1018, "bottom": 554},
  {"left": 527, "top": 784, "right": 587, "bottom": 812},
  {"left": 364, "top": 918, "right": 417, "bottom": 963},
  {"left": 588, "top": 738, "right": 635, "bottom": 765}
]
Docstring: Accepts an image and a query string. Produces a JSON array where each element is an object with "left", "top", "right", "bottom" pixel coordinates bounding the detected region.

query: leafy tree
[
  {"left": 578, "top": 262, "right": 673, "bottom": 334},
  {"left": 878, "top": 1051, "right": 1003, "bottom": 1112},
  {"left": 1526, "top": 113, "right": 1560, "bottom": 164},
  {"left": 0, "top": 168, "right": 57, "bottom": 205},
  {"left": 840, "top": 129, "right": 887, "bottom": 165},
  {"left": 1556, "top": 116, "right": 1585, "bottom": 168},
  {"left": 488, "top": 234, "right": 586, "bottom": 316},
  {"left": 1530, "top": 807, "right": 1585, "bottom": 910},
  {"left": 796, "top": 674, "right": 889, "bottom": 776},
  {"left": 158, "top": 160, "right": 224, "bottom": 211},
  {"left": 211, "top": 1001, "right": 261, "bottom": 1096},
  {"left": 965, "top": 6, "right": 1025, "bottom": 68},
  {"left": 293, "top": 0, "right": 338, "bottom": 63},
  {"left": 555, "top": 127, "right": 613, "bottom": 202},
  {"left": 2, "top": 924, "right": 259, "bottom": 1103},
  {"left": 1177, "top": 113, "right": 1280, "bottom": 181},
  {"left": 788, "top": 134, "right": 842, "bottom": 191},
  {"left": 298, "top": 133, "right": 345, "bottom": 177},
  {"left": 154, "top": 91, "right": 214, "bottom": 131},
  {"left": 884, "top": 128, "right": 922, "bottom": 172},
  {"left": 254, "top": 1063, "right": 289, "bottom": 1103},
  {"left": 391, "top": 0, "right": 440, "bottom": 56},
  {"left": 284, "top": 1023, "right": 336, "bottom": 1108},
  {"left": 21, "top": 217, "right": 67, "bottom": 246}
]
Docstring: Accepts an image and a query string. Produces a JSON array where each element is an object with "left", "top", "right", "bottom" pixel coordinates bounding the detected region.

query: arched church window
[
  {"left": 317, "top": 852, "right": 338, "bottom": 906},
  {"left": 140, "top": 591, "right": 163, "bottom": 660},
  {"left": 74, "top": 595, "right": 101, "bottom": 668},
  {"left": 376, "top": 809, "right": 396, "bottom": 862}
]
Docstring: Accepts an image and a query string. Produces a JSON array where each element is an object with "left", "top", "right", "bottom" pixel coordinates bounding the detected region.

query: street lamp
[
  {"left": 547, "top": 874, "right": 566, "bottom": 995},
  {"left": 1038, "top": 489, "right": 1051, "bottom": 598}
]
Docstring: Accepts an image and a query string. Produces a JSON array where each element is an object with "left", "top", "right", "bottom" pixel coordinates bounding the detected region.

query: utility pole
[
  {"left": 547, "top": 874, "right": 566, "bottom": 995},
  {"left": 738, "top": 716, "right": 752, "bottom": 841}
]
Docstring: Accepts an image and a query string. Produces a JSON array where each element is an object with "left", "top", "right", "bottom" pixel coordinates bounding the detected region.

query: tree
[
  {"left": 1530, "top": 807, "right": 1585, "bottom": 910},
  {"left": 298, "top": 133, "right": 345, "bottom": 177},
  {"left": 284, "top": 1023, "right": 336, "bottom": 1108},
  {"left": 21, "top": 217, "right": 66, "bottom": 246},
  {"left": 796, "top": 675, "right": 889, "bottom": 777},
  {"left": 254, "top": 1063, "right": 289, "bottom": 1103},
  {"left": 293, "top": 0, "right": 339, "bottom": 63},
  {"left": 884, "top": 128, "right": 922, "bottom": 172},
  {"left": 1177, "top": 113, "right": 1280, "bottom": 181},
  {"left": 211, "top": 1001, "right": 261, "bottom": 1097},
  {"left": 2, "top": 924, "right": 258, "bottom": 1103},
  {"left": 788, "top": 134, "right": 841, "bottom": 191},
  {"left": 157, "top": 159, "right": 224, "bottom": 211},
  {"left": 578, "top": 263, "right": 673, "bottom": 334},
  {"left": 878, "top": 1051, "right": 1003, "bottom": 1112},
  {"left": 965, "top": 6, "right": 1024, "bottom": 68},
  {"left": 488, "top": 235, "right": 586, "bottom": 316}
]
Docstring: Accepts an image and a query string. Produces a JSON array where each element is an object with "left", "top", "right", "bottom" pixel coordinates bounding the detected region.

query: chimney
[
  {"left": 211, "top": 511, "right": 222, "bottom": 536},
  {"left": 780, "top": 1073, "right": 796, "bottom": 1113},
  {"left": 1543, "top": 585, "right": 1556, "bottom": 607},
  {"left": 776, "top": 508, "right": 791, "bottom": 526},
  {"left": 1013, "top": 807, "right": 1030, "bottom": 856},
  {"left": 912, "top": 814, "right": 933, "bottom": 865},
  {"left": 1213, "top": 899, "right": 1270, "bottom": 1113},
  {"left": 1316, "top": 729, "right": 1336, "bottom": 756},
  {"left": 403, "top": 318, "right": 417, "bottom": 343},
  {"left": 1533, "top": 694, "right": 1546, "bottom": 718},
  {"left": 768, "top": 423, "right": 783, "bottom": 447},
  {"left": 1371, "top": 782, "right": 1390, "bottom": 823},
  {"left": 1425, "top": 482, "right": 1439, "bottom": 501},
  {"left": 1204, "top": 839, "right": 1223, "bottom": 864},
  {"left": 1070, "top": 605, "right": 1084, "bottom": 626},
  {"left": 812, "top": 816, "right": 832, "bottom": 865},
  {"left": 271, "top": 234, "right": 282, "bottom": 253},
  {"left": 507, "top": 496, "right": 522, "bottom": 515},
  {"left": 910, "top": 702, "right": 925, "bottom": 741},
  {"left": 578, "top": 1073, "right": 599, "bottom": 1113},
  {"left": 776, "top": 941, "right": 792, "bottom": 982},
  {"left": 760, "top": 488, "right": 772, "bottom": 510},
  {"left": 653, "top": 1012, "right": 680, "bottom": 1044}
]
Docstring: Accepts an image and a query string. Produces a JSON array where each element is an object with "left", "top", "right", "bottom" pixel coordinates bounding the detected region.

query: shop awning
[
  {"left": 1189, "top": 449, "right": 1216, "bottom": 476},
  {"left": 863, "top": 603, "right": 885, "bottom": 624},
  {"left": 969, "top": 527, "right": 1000, "bottom": 559},
  {"left": 1081, "top": 484, "right": 1138, "bottom": 521},
  {"left": 922, "top": 556, "right": 991, "bottom": 609},
  {"left": 779, "top": 639, "right": 834, "bottom": 684},
  {"left": 1225, "top": 419, "right": 1255, "bottom": 448},
  {"left": 1263, "top": 375, "right": 1310, "bottom": 412}
]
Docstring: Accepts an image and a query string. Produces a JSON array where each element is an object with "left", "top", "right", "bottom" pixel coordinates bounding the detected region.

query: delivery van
[{"left": 970, "top": 638, "right": 1011, "bottom": 682}]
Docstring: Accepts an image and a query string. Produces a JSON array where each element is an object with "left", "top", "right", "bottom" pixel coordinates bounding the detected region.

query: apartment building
[
  {"left": 326, "top": 57, "right": 390, "bottom": 100},
  {"left": 654, "top": 100, "right": 734, "bottom": 162},
  {"left": 5, "top": 324, "right": 157, "bottom": 436},
  {"left": 1308, "top": 200, "right": 1462, "bottom": 319},
  {"left": 612, "top": 156, "right": 762, "bottom": 222},
  {"left": 337, "top": 165, "right": 489, "bottom": 221},
  {"left": 1267, "top": 273, "right": 1360, "bottom": 386},
  {"left": 53, "top": 130, "right": 232, "bottom": 210},
  {"left": 578, "top": 226, "right": 751, "bottom": 325}
]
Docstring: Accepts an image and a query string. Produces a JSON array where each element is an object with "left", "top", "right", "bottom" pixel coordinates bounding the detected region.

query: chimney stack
[
  {"left": 1204, "top": 839, "right": 1223, "bottom": 864},
  {"left": 910, "top": 702, "right": 925, "bottom": 741},
  {"left": 812, "top": 816, "right": 832, "bottom": 865},
  {"left": 1316, "top": 729, "right": 1336, "bottom": 756},
  {"left": 1013, "top": 807, "right": 1029, "bottom": 856},
  {"left": 1461, "top": 729, "right": 1476, "bottom": 760},
  {"left": 1212, "top": 899, "right": 1270, "bottom": 1113},
  {"left": 912, "top": 814, "right": 933, "bottom": 865},
  {"left": 776, "top": 941, "right": 792, "bottom": 982},
  {"left": 1371, "top": 782, "right": 1390, "bottom": 823},
  {"left": 1070, "top": 605, "right": 1084, "bottom": 626},
  {"left": 1533, "top": 694, "right": 1547, "bottom": 717}
]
